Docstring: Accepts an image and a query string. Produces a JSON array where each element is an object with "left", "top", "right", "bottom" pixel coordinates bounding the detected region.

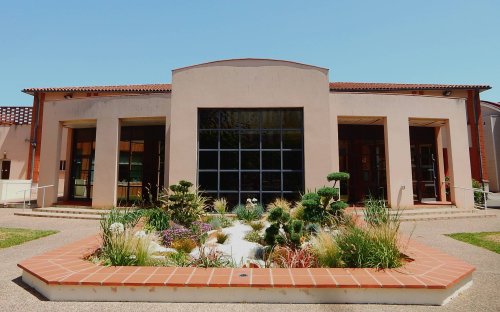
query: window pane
[
  {"left": 220, "top": 111, "right": 239, "bottom": 129},
  {"left": 283, "top": 172, "right": 303, "bottom": 191},
  {"left": 220, "top": 151, "right": 238, "bottom": 170},
  {"left": 220, "top": 172, "right": 239, "bottom": 191},
  {"left": 241, "top": 172, "right": 260, "bottom": 191},
  {"left": 262, "top": 130, "right": 280, "bottom": 149},
  {"left": 199, "top": 151, "right": 218, "bottom": 169},
  {"left": 239, "top": 111, "right": 260, "bottom": 129},
  {"left": 241, "top": 131, "right": 259, "bottom": 149},
  {"left": 241, "top": 151, "right": 259, "bottom": 169},
  {"left": 262, "top": 193, "right": 282, "bottom": 206},
  {"left": 199, "top": 172, "right": 218, "bottom": 191},
  {"left": 262, "top": 151, "right": 280, "bottom": 169},
  {"left": 199, "top": 131, "right": 218, "bottom": 149},
  {"left": 219, "top": 192, "right": 239, "bottom": 209},
  {"left": 220, "top": 131, "right": 239, "bottom": 149},
  {"left": 282, "top": 130, "right": 302, "bottom": 149},
  {"left": 283, "top": 151, "right": 302, "bottom": 170},
  {"left": 282, "top": 110, "right": 302, "bottom": 128},
  {"left": 262, "top": 172, "right": 281, "bottom": 191},
  {"left": 262, "top": 111, "right": 281, "bottom": 129},
  {"left": 199, "top": 110, "right": 219, "bottom": 129}
]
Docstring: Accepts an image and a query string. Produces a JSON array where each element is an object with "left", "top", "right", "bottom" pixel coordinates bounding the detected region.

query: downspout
[{"left": 29, "top": 92, "right": 41, "bottom": 187}]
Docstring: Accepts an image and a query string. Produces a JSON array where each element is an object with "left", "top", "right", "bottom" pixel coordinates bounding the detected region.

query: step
[
  {"left": 390, "top": 208, "right": 481, "bottom": 216},
  {"left": 33, "top": 207, "right": 110, "bottom": 215},
  {"left": 14, "top": 210, "right": 102, "bottom": 220},
  {"left": 399, "top": 211, "right": 496, "bottom": 222}
]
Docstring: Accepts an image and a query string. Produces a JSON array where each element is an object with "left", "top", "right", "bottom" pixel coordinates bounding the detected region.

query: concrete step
[
  {"left": 399, "top": 211, "right": 496, "bottom": 222},
  {"left": 14, "top": 210, "right": 102, "bottom": 220},
  {"left": 33, "top": 207, "right": 109, "bottom": 215},
  {"left": 390, "top": 208, "right": 482, "bottom": 216}
]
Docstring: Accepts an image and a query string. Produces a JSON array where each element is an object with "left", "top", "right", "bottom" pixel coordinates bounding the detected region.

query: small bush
[
  {"left": 213, "top": 198, "right": 228, "bottom": 215},
  {"left": 472, "top": 179, "right": 485, "bottom": 206},
  {"left": 171, "top": 238, "right": 197, "bottom": 253},
  {"left": 233, "top": 204, "right": 264, "bottom": 222},
  {"left": 267, "top": 198, "right": 292, "bottom": 212},
  {"left": 209, "top": 215, "right": 233, "bottom": 229},
  {"left": 249, "top": 221, "right": 264, "bottom": 232},
  {"left": 191, "top": 246, "right": 235, "bottom": 268},
  {"left": 271, "top": 246, "right": 318, "bottom": 268},
  {"left": 161, "top": 180, "right": 207, "bottom": 227},
  {"left": 215, "top": 231, "right": 229, "bottom": 244},
  {"left": 164, "top": 251, "right": 191, "bottom": 267},
  {"left": 310, "top": 231, "right": 343, "bottom": 268},
  {"left": 144, "top": 207, "right": 170, "bottom": 231},
  {"left": 327, "top": 172, "right": 350, "bottom": 183},
  {"left": 244, "top": 230, "right": 262, "bottom": 243}
]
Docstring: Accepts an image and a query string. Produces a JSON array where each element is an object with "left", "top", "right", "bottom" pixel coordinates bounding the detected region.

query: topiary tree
[
  {"left": 301, "top": 172, "right": 350, "bottom": 225},
  {"left": 163, "top": 180, "right": 207, "bottom": 227},
  {"left": 264, "top": 207, "right": 304, "bottom": 247}
]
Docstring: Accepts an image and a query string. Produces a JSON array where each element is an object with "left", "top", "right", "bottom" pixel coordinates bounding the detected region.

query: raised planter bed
[{"left": 18, "top": 235, "right": 474, "bottom": 305}]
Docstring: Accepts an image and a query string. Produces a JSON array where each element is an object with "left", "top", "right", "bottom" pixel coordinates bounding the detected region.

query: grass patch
[
  {"left": 0, "top": 227, "right": 58, "bottom": 248},
  {"left": 446, "top": 232, "right": 500, "bottom": 254}
]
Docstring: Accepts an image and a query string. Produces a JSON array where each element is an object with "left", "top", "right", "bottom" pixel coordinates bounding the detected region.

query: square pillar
[
  {"left": 435, "top": 126, "right": 447, "bottom": 202},
  {"left": 92, "top": 118, "right": 120, "bottom": 208},
  {"left": 384, "top": 117, "right": 414, "bottom": 208},
  {"left": 446, "top": 119, "right": 474, "bottom": 209},
  {"left": 37, "top": 121, "right": 62, "bottom": 207}
]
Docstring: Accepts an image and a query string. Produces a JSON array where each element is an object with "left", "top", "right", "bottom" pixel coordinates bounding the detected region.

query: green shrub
[
  {"left": 161, "top": 180, "right": 207, "bottom": 227},
  {"left": 472, "top": 179, "right": 485, "bottom": 205},
  {"left": 244, "top": 230, "right": 262, "bottom": 243},
  {"left": 264, "top": 207, "right": 304, "bottom": 247},
  {"left": 215, "top": 231, "right": 230, "bottom": 244},
  {"left": 164, "top": 251, "right": 191, "bottom": 267},
  {"left": 336, "top": 222, "right": 402, "bottom": 269},
  {"left": 310, "top": 230, "right": 344, "bottom": 268},
  {"left": 144, "top": 207, "right": 170, "bottom": 231},
  {"left": 209, "top": 215, "right": 233, "bottom": 229},
  {"left": 327, "top": 172, "right": 350, "bottom": 183},
  {"left": 233, "top": 204, "right": 264, "bottom": 222}
]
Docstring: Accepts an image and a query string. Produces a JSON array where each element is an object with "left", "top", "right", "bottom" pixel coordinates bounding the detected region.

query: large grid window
[{"left": 198, "top": 109, "right": 304, "bottom": 206}]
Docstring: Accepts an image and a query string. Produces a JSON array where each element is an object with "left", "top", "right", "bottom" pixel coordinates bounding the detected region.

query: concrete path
[{"left": 0, "top": 207, "right": 499, "bottom": 312}]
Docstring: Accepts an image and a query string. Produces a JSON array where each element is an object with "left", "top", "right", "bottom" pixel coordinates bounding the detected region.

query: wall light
[
  {"left": 64, "top": 94, "right": 73, "bottom": 99},
  {"left": 443, "top": 90, "right": 452, "bottom": 96}
]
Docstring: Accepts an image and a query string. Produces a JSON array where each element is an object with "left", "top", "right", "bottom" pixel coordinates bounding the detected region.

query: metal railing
[
  {"left": 448, "top": 184, "right": 493, "bottom": 210},
  {"left": 17, "top": 185, "right": 54, "bottom": 209}
]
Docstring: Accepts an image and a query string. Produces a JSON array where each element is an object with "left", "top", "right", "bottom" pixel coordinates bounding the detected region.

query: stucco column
[
  {"left": 37, "top": 121, "right": 62, "bottom": 207},
  {"left": 330, "top": 114, "right": 340, "bottom": 173},
  {"left": 435, "top": 126, "right": 446, "bottom": 201},
  {"left": 445, "top": 119, "right": 474, "bottom": 209},
  {"left": 92, "top": 118, "right": 120, "bottom": 208},
  {"left": 384, "top": 117, "right": 414, "bottom": 208}
]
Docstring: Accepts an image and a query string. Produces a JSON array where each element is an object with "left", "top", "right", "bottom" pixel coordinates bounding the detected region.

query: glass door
[{"left": 70, "top": 128, "right": 96, "bottom": 201}]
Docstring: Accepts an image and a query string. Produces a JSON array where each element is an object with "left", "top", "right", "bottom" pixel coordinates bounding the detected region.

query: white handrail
[
  {"left": 17, "top": 185, "right": 54, "bottom": 209},
  {"left": 445, "top": 183, "right": 493, "bottom": 210}
]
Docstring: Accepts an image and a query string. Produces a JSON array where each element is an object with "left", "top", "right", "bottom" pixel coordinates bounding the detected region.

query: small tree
[
  {"left": 301, "top": 172, "right": 350, "bottom": 225},
  {"left": 162, "top": 180, "right": 206, "bottom": 227}
]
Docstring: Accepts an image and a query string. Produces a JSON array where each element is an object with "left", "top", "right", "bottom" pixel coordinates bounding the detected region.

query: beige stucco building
[
  {"left": 481, "top": 101, "right": 500, "bottom": 192},
  {"left": 20, "top": 59, "right": 492, "bottom": 209}
]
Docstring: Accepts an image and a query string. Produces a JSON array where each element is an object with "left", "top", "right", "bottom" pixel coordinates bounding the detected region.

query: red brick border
[{"left": 18, "top": 235, "right": 474, "bottom": 290}]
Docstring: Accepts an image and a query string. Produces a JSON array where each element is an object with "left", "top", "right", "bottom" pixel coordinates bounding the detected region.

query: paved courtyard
[{"left": 0, "top": 207, "right": 499, "bottom": 312}]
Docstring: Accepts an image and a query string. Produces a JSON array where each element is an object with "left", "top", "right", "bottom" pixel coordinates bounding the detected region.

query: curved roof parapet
[{"left": 173, "top": 58, "right": 329, "bottom": 73}]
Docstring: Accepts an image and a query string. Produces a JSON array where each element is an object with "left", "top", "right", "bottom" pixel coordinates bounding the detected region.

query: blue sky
[{"left": 1, "top": 0, "right": 499, "bottom": 105}]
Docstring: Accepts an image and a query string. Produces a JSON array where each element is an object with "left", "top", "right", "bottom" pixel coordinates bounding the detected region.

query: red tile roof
[
  {"left": 22, "top": 84, "right": 172, "bottom": 94},
  {"left": 22, "top": 82, "right": 491, "bottom": 95},
  {"left": 329, "top": 82, "right": 491, "bottom": 92}
]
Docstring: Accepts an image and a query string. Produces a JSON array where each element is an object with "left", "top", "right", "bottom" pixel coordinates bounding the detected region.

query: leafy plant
[
  {"left": 267, "top": 198, "right": 292, "bottom": 212},
  {"left": 215, "top": 231, "right": 229, "bottom": 244},
  {"left": 310, "top": 230, "right": 343, "bottom": 268},
  {"left": 472, "top": 179, "right": 485, "bottom": 206},
  {"left": 249, "top": 221, "right": 264, "bottom": 232},
  {"left": 161, "top": 180, "right": 207, "bottom": 227},
  {"left": 144, "top": 207, "right": 170, "bottom": 231},
  {"left": 301, "top": 172, "right": 350, "bottom": 225},
  {"left": 233, "top": 204, "right": 264, "bottom": 222},
  {"left": 244, "top": 230, "right": 262, "bottom": 243},
  {"left": 271, "top": 246, "right": 318, "bottom": 268},
  {"left": 171, "top": 238, "right": 197, "bottom": 253},
  {"left": 164, "top": 251, "right": 191, "bottom": 267},
  {"left": 264, "top": 207, "right": 304, "bottom": 247}
]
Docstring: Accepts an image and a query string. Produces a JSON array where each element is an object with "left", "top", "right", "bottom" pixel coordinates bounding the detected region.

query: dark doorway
[
  {"left": 410, "top": 127, "right": 439, "bottom": 202},
  {"left": 69, "top": 128, "right": 96, "bottom": 201},
  {"left": 339, "top": 125, "right": 387, "bottom": 204},
  {"left": 1, "top": 160, "right": 11, "bottom": 179},
  {"left": 117, "top": 126, "right": 165, "bottom": 204}
]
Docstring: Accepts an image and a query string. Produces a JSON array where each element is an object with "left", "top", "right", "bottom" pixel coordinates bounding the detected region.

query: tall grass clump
[
  {"left": 363, "top": 195, "right": 389, "bottom": 225},
  {"left": 233, "top": 201, "right": 264, "bottom": 222},
  {"left": 310, "top": 230, "right": 343, "bottom": 268}
]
